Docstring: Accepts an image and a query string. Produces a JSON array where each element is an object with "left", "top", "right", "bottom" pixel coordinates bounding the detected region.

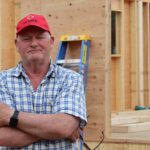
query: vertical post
[
  {"left": 137, "top": 0, "right": 144, "bottom": 106},
  {"left": 0, "top": 1, "right": 2, "bottom": 69},
  {"left": 0, "top": 0, "right": 15, "bottom": 70},
  {"left": 105, "top": 0, "right": 111, "bottom": 137},
  {"left": 148, "top": 3, "right": 150, "bottom": 106},
  {"left": 130, "top": 0, "right": 139, "bottom": 109}
]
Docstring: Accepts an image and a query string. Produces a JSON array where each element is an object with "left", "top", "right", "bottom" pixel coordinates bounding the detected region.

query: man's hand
[
  {"left": 0, "top": 103, "right": 14, "bottom": 127},
  {"left": 67, "top": 128, "right": 82, "bottom": 142}
]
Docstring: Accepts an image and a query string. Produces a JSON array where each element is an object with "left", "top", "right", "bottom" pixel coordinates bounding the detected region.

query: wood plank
[
  {"left": 115, "top": 10, "right": 125, "bottom": 111},
  {"left": 112, "top": 116, "right": 141, "bottom": 125},
  {"left": 148, "top": 2, "right": 150, "bottom": 106},
  {"left": 104, "top": 0, "right": 111, "bottom": 138},
  {"left": 112, "top": 115, "right": 150, "bottom": 125},
  {"left": 111, "top": 1, "right": 125, "bottom": 112},
  {"left": 14, "top": 0, "right": 21, "bottom": 64},
  {"left": 21, "top": 0, "right": 110, "bottom": 141},
  {"left": 137, "top": 0, "right": 144, "bottom": 106},
  {"left": 0, "top": 0, "right": 15, "bottom": 69},
  {"left": 112, "top": 122, "right": 150, "bottom": 133},
  {"left": 20, "top": 0, "right": 41, "bottom": 17},
  {"left": 143, "top": 3, "right": 149, "bottom": 106},
  {"left": 111, "top": 0, "right": 122, "bottom": 11},
  {"left": 124, "top": 0, "right": 132, "bottom": 110},
  {"left": 84, "top": 142, "right": 150, "bottom": 150},
  {"left": 130, "top": 0, "right": 139, "bottom": 109},
  {"left": 112, "top": 110, "right": 150, "bottom": 117}
]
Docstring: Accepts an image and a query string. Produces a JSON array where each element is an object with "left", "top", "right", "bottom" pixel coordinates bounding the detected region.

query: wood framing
[
  {"left": 111, "top": 0, "right": 150, "bottom": 112},
  {"left": 1, "top": 0, "right": 150, "bottom": 149},
  {"left": 15, "top": 0, "right": 111, "bottom": 142},
  {"left": 0, "top": 0, "right": 15, "bottom": 70}
]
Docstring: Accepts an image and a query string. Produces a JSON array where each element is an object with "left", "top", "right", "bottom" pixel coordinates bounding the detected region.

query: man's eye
[
  {"left": 37, "top": 36, "right": 45, "bottom": 39},
  {"left": 22, "top": 37, "right": 31, "bottom": 41}
]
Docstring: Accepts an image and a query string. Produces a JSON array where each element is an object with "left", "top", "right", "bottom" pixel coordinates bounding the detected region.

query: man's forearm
[
  {"left": 17, "top": 112, "right": 79, "bottom": 140},
  {"left": 0, "top": 127, "right": 39, "bottom": 148},
  {"left": 0, "top": 103, "right": 80, "bottom": 141}
]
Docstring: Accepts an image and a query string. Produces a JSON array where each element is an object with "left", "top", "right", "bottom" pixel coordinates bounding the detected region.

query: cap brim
[{"left": 17, "top": 24, "right": 50, "bottom": 35}]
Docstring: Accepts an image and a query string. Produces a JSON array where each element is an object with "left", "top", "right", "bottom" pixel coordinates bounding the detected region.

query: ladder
[
  {"left": 56, "top": 35, "right": 91, "bottom": 150},
  {"left": 56, "top": 35, "right": 91, "bottom": 91}
]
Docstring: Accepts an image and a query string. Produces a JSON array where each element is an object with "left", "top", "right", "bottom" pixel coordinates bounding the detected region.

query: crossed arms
[{"left": 0, "top": 103, "right": 80, "bottom": 148}]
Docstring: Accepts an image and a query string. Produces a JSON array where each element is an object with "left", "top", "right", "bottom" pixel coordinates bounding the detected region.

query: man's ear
[
  {"left": 15, "top": 39, "right": 17, "bottom": 45},
  {"left": 15, "top": 39, "right": 19, "bottom": 52},
  {"left": 50, "top": 37, "right": 54, "bottom": 49}
]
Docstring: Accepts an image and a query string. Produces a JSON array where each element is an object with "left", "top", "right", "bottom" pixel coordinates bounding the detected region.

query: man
[{"left": 0, "top": 14, "right": 87, "bottom": 150}]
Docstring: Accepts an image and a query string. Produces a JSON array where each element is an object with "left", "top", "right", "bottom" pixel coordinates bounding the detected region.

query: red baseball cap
[{"left": 16, "top": 14, "right": 52, "bottom": 35}]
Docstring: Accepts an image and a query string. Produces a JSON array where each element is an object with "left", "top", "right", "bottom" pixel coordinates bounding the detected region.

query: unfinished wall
[
  {"left": 1, "top": 0, "right": 150, "bottom": 149},
  {"left": 0, "top": 0, "right": 111, "bottom": 142},
  {"left": 0, "top": 0, "right": 15, "bottom": 70},
  {"left": 86, "top": 142, "right": 150, "bottom": 150},
  {"left": 111, "top": 0, "right": 150, "bottom": 112}
]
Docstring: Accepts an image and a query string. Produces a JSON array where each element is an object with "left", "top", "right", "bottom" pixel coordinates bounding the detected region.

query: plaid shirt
[{"left": 0, "top": 62, "right": 87, "bottom": 150}]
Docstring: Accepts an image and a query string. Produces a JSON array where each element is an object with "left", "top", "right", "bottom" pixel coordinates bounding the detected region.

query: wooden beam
[
  {"left": 148, "top": 2, "right": 150, "bottom": 106},
  {"left": 130, "top": 0, "right": 139, "bottom": 109},
  {"left": 137, "top": 0, "right": 144, "bottom": 106},
  {"left": 111, "top": 0, "right": 122, "bottom": 11},
  {"left": 0, "top": 0, "right": 15, "bottom": 69},
  {"left": 14, "top": 0, "right": 21, "bottom": 64},
  {"left": 143, "top": 3, "right": 149, "bottom": 106},
  {"left": 112, "top": 115, "right": 150, "bottom": 125},
  {"left": 112, "top": 122, "right": 150, "bottom": 133},
  {"left": 112, "top": 110, "right": 150, "bottom": 116},
  {"left": 111, "top": 0, "right": 125, "bottom": 112}
]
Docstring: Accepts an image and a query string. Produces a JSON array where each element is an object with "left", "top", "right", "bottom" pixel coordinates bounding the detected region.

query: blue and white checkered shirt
[{"left": 0, "top": 62, "right": 87, "bottom": 150}]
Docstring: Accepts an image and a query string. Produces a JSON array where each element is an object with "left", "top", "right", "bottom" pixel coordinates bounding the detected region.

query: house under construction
[{"left": 0, "top": 0, "right": 150, "bottom": 149}]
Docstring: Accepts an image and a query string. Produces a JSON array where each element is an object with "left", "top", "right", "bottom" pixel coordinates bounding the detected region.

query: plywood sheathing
[
  {"left": 19, "top": 0, "right": 111, "bottom": 141},
  {"left": 0, "top": 0, "right": 15, "bottom": 70}
]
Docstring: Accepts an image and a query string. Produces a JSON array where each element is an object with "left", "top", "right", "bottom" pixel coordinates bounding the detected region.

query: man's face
[{"left": 15, "top": 26, "right": 54, "bottom": 65}]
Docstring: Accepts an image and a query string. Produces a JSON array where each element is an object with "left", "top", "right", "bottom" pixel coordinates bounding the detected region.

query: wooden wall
[
  {"left": 85, "top": 142, "right": 150, "bottom": 150},
  {"left": 0, "top": 0, "right": 15, "bottom": 69},
  {"left": 1, "top": 0, "right": 150, "bottom": 149},
  {"left": 111, "top": 0, "right": 150, "bottom": 112},
  {"left": 0, "top": 0, "right": 111, "bottom": 142}
]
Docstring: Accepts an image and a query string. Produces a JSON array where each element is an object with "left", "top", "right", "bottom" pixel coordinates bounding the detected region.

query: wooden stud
[
  {"left": 148, "top": 2, "right": 150, "bottom": 106},
  {"left": 0, "top": 0, "right": 15, "bottom": 69},
  {"left": 137, "top": 0, "right": 144, "bottom": 106},
  {"left": 14, "top": 0, "right": 21, "bottom": 64},
  {"left": 143, "top": 3, "right": 149, "bottom": 106},
  {"left": 112, "top": 122, "right": 150, "bottom": 133},
  {"left": 130, "top": 0, "right": 139, "bottom": 109}
]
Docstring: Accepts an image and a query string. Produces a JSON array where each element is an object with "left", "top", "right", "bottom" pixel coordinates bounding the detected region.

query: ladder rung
[
  {"left": 60, "top": 35, "right": 91, "bottom": 41},
  {"left": 56, "top": 59, "right": 80, "bottom": 65}
]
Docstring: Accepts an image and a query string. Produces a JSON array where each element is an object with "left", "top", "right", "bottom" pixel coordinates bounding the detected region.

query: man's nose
[{"left": 30, "top": 38, "right": 38, "bottom": 47}]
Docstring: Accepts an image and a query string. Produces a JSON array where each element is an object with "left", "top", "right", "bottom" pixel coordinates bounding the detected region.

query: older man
[{"left": 0, "top": 14, "right": 87, "bottom": 150}]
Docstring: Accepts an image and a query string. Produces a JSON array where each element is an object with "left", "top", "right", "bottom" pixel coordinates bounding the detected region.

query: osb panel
[
  {"left": 14, "top": 0, "right": 21, "bottom": 64},
  {"left": 0, "top": 0, "right": 15, "bottom": 70},
  {"left": 87, "top": 142, "right": 150, "bottom": 150},
  {"left": 20, "top": 0, "right": 110, "bottom": 141},
  {"left": 20, "top": 0, "right": 41, "bottom": 17}
]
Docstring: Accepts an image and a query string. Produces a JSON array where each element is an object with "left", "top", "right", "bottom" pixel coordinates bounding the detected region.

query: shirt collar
[
  {"left": 45, "top": 61, "right": 56, "bottom": 78},
  {"left": 11, "top": 60, "right": 56, "bottom": 78}
]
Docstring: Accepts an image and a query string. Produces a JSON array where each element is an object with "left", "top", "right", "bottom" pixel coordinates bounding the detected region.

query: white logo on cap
[{"left": 26, "top": 15, "right": 35, "bottom": 20}]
